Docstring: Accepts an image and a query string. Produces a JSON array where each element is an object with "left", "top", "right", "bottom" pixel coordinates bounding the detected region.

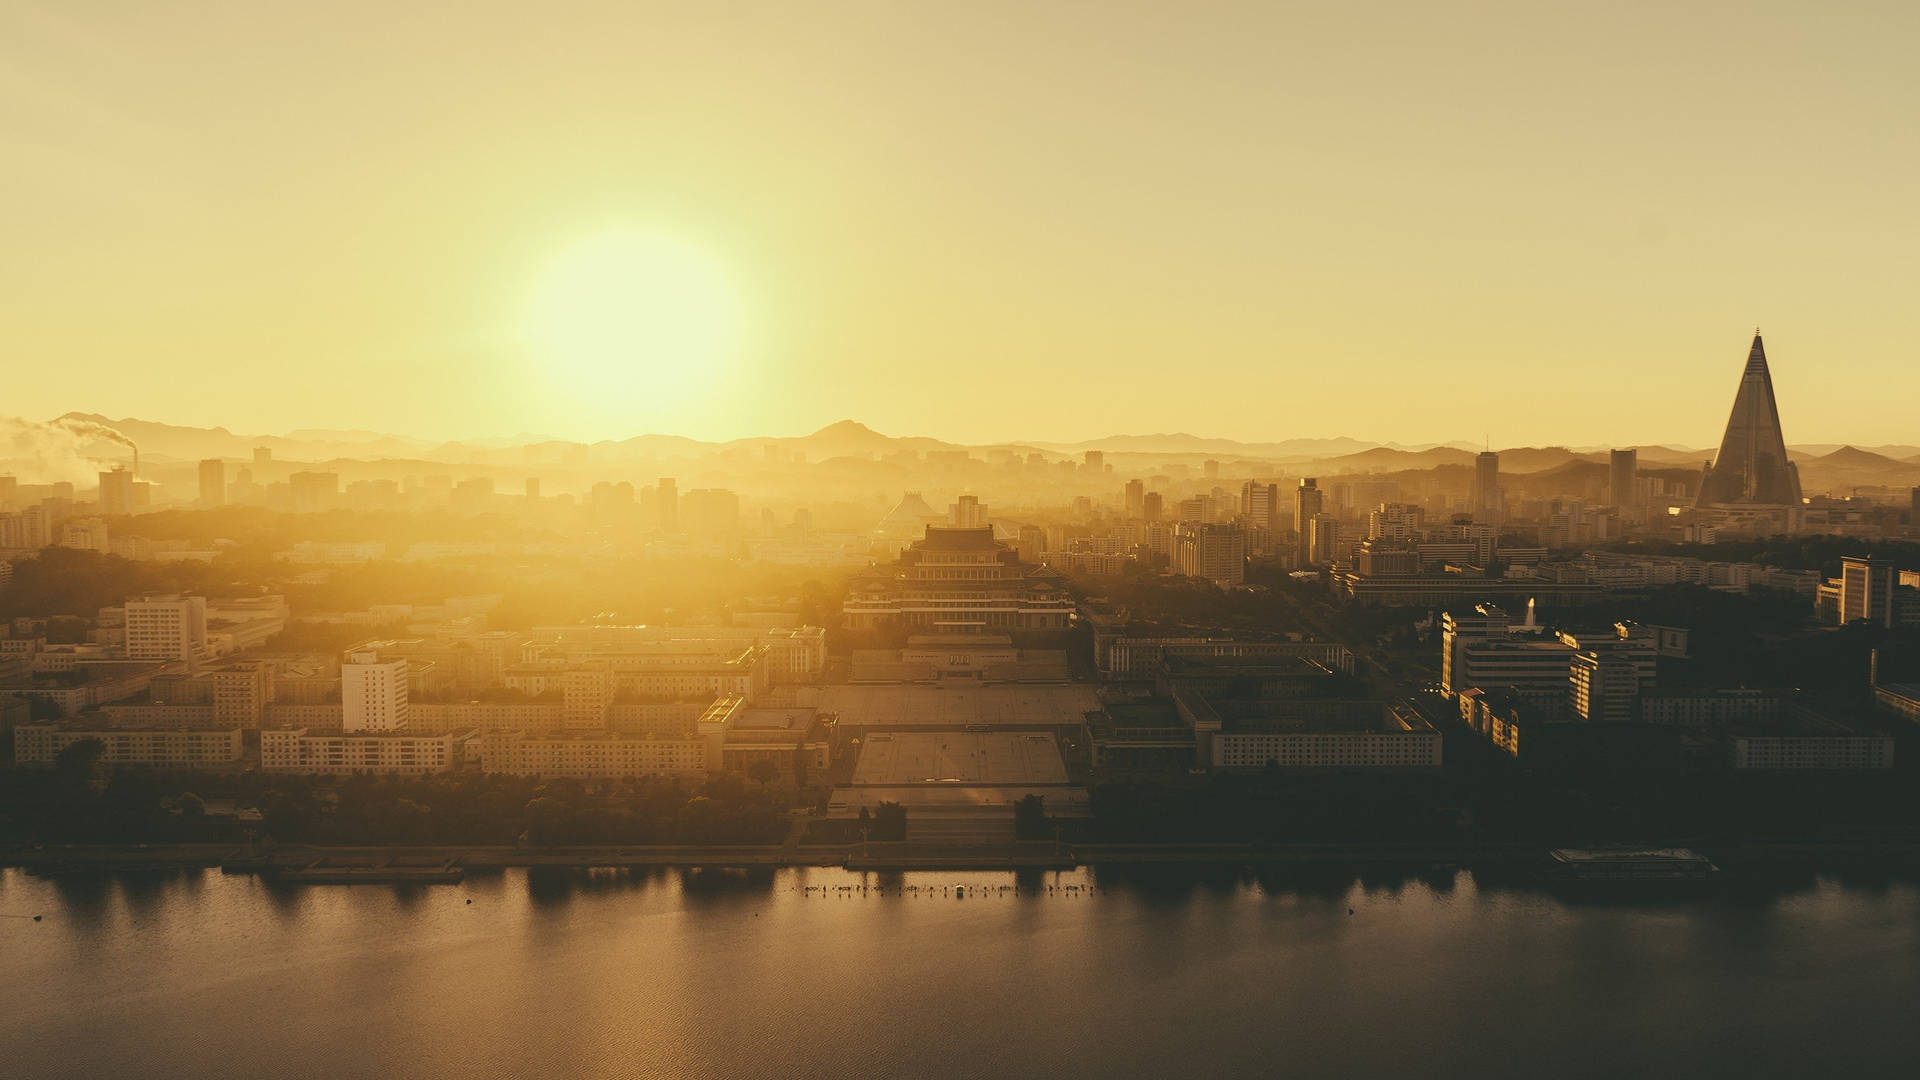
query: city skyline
[
  {"left": 9, "top": 4, "right": 1920, "bottom": 446},
  {"left": 0, "top": 327, "right": 1880, "bottom": 451},
  {"left": 5, "top": 323, "right": 1910, "bottom": 466},
  {"left": 10, "top": 6, "right": 1920, "bottom": 1078}
]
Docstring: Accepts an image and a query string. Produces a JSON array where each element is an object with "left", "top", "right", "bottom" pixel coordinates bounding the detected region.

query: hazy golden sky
[{"left": 5, "top": 2, "right": 1916, "bottom": 447}]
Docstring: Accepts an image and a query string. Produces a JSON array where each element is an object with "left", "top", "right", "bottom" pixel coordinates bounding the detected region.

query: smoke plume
[{"left": 1, "top": 415, "right": 139, "bottom": 485}]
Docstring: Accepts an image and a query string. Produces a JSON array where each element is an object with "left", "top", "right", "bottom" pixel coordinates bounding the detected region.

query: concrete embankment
[{"left": 7, "top": 839, "right": 1920, "bottom": 878}]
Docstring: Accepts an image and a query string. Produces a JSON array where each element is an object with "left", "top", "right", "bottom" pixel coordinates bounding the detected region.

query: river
[{"left": 3, "top": 865, "right": 1918, "bottom": 1078}]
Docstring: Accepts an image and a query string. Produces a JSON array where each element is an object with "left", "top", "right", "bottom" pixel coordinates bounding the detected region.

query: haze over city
[{"left": 8, "top": 5, "right": 1920, "bottom": 1080}]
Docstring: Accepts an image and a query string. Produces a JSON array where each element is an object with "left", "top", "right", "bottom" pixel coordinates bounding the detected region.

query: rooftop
[
  {"left": 916, "top": 526, "right": 1005, "bottom": 552},
  {"left": 1202, "top": 695, "right": 1436, "bottom": 736}
]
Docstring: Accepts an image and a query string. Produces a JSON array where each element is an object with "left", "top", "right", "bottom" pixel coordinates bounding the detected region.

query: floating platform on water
[
  {"left": 276, "top": 864, "right": 464, "bottom": 885},
  {"left": 1547, "top": 847, "right": 1719, "bottom": 881}
]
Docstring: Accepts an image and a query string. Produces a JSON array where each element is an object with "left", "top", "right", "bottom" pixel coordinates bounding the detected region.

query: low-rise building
[
  {"left": 1194, "top": 695, "right": 1442, "bottom": 771},
  {"left": 1098, "top": 636, "right": 1354, "bottom": 680},
  {"left": 0, "top": 661, "right": 163, "bottom": 715},
  {"left": 531, "top": 624, "right": 826, "bottom": 683},
  {"left": 1873, "top": 683, "right": 1920, "bottom": 724},
  {"left": 1086, "top": 701, "right": 1199, "bottom": 773},
  {"left": 474, "top": 731, "right": 707, "bottom": 778},
  {"left": 260, "top": 727, "right": 456, "bottom": 774},
  {"left": 1728, "top": 708, "right": 1895, "bottom": 771},
  {"left": 14, "top": 721, "right": 244, "bottom": 768}
]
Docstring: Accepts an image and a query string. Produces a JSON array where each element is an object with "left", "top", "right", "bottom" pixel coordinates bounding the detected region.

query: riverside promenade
[{"left": 11, "top": 838, "right": 1918, "bottom": 878}]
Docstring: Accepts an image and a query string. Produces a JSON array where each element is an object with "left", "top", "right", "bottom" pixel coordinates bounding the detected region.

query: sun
[{"left": 520, "top": 230, "right": 744, "bottom": 406}]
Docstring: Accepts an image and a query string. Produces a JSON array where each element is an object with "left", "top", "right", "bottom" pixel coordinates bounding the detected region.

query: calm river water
[{"left": 3, "top": 865, "right": 1918, "bottom": 1078}]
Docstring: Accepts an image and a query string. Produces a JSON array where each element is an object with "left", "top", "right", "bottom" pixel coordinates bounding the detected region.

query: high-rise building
[
  {"left": 252, "top": 447, "right": 272, "bottom": 471},
  {"left": 949, "top": 494, "right": 989, "bottom": 528},
  {"left": 1570, "top": 651, "right": 1642, "bottom": 723},
  {"left": 342, "top": 648, "right": 410, "bottom": 732},
  {"left": 98, "top": 467, "right": 135, "bottom": 515},
  {"left": 1142, "top": 491, "right": 1163, "bottom": 523},
  {"left": 198, "top": 459, "right": 225, "bottom": 507},
  {"left": 1697, "top": 332, "right": 1802, "bottom": 507},
  {"left": 1609, "top": 448, "right": 1638, "bottom": 514},
  {"left": 289, "top": 471, "right": 339, "bottom": 514},
  {"left": 212, "top": 664, "right": 271, "bottom": 727},
  {"left": 0, "top": 504, "right": 53, "bottom": 548},
  {"left": 1016, "top": 524, "right": 1046, "bottom": 563},
  {"left": 60, "top": 518, "right": 109, "bottom": 552},
  {"left": 681, "top": 488, "right": 740, "bottom": 535},
  {"left": 1240, "top": 482, "right": 1278, "bottom": 529},
  {"left": 1203, "top": 459, "right": 1220, "bottom": 479},
  {"left": 1294, "top": 479, "right": 1324, "bottom": 565},
  {"left": 1084, "top": 451, "right": 1104, "bottom": 473},
  {"left": 1125, "top": 479, "right": 1145, "bottom": 519},
  {"left": 1367, "top": 502, "right": 1423, "bottom": 542},
  {"left": 1840, "top": 556, "right": 1897, "bottom": 627},
  {"left": 1471, "top": 452, "right": 1501, "bottom": 524},
  {"left": 124, "top": 595, "right": 208, "bottom": 664},
  {"left": 1307, "top": 515, "right": 1342, "bottom": 568},
  {"left": 450, "top": 477, "right": 496, "bottom": 515},
  {"left": 657, "top": 477, "right": 678, "bottom": 530},
  {"left": 1173, "top": 523, "right": 1246, "bottom": 588}
]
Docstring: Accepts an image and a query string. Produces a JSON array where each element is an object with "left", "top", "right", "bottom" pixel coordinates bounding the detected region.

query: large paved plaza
[
  {"left": 818, "top": 683, "right": 1100, "bottom": 728},
  {"left": 850, "top": 731, "right": 1070, "bottom": 785},
  {"left": 829, "top": 730, "right": 1087, "bottom": 817}
]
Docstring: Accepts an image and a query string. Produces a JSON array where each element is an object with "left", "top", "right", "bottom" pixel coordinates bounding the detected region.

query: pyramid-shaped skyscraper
[{"left": 1696, "top": 332, "right": 1801, "bottom": 507}]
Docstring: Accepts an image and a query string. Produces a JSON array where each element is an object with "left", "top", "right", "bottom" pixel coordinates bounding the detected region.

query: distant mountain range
[{"left": 23, "top": 413, "right": 1920, "bottom": 489}]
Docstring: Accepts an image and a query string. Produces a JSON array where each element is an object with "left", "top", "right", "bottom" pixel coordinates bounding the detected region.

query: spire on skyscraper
[{"left": 1696, "top": 331, "right": 1801, "bottom": 507}]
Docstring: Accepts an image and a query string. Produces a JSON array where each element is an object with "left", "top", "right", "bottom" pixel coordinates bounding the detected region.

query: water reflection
[
  {"left": 525, "top": 865, "right": 660, "bottom": 906},
  {"left": 4, "top": 865, "right": 1920, "bottom": 1080},
  {"left": 39, "top": 870, "right": 113, "bottom": 930},
  {"left": 678, "top": 866, "right": 778, "bottom": 905}
]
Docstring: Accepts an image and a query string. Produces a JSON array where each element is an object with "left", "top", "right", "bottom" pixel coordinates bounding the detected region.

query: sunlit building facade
[{"left": 844, "top": 526, "right": 1073, "bottom": 632}]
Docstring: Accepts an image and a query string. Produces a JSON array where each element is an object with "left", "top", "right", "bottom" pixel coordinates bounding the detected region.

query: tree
[
  {"left": 53, "top": 738, "right": 104, "bottom": 782},
  {"left": 522, "top": 795, "right": 575, "bottom": 845},
  {"left": 1013, "top": 794, "right": 1047, "bottom": 841},
  {"left": 746, "top": 758, "right": 780, "bottom": 788},
  {"left": 872, "top": 801, "right": 907, "bottom": 842},
  {"left": 174, "top": 792, "right": 206, "bottom": 820}
]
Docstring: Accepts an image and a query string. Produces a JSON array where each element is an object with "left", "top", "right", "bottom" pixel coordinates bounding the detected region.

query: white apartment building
[
  {"left": 124, "top": 595, "right": 208, "bottom": 665},
  {"left": 342, "top": 649, "right": 409, "bottom": 732},
  {"left": 261, "top": 728, "right": 454, "bottom": 774}
]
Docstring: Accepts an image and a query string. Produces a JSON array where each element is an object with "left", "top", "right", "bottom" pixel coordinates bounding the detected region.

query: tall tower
[
  {"left": 1240, "top": 481, "right": 1278, "bottom": 529},
  {"left": 657, "top": 477, "right": 679, "bottom": 530},
  {"left": 1697, "top": 331, "right": 1801, "bottom": 507},
  {"left": 1609, "top": 449, "right": 1638, "bottom": 514},
  {"left": 199, "top": 459, "right": 226, "bottom": 507},
  {"left": 98, "top": 467, "right": 135, "bottom": 515},
  {"left": 1471, "top": 451, "right": 1500, "bottom": 524},
  {"left": 1294, "top": 478, "right": 1324, "bottom": 565}
]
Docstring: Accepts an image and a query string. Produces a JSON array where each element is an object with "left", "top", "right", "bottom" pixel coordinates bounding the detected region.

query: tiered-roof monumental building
[
  {"left": 844, "top": 525, "right": 1074, "bottom": 632},
  {"left": 1698, "top": 331, "right": 1802, "bottom": 510}
]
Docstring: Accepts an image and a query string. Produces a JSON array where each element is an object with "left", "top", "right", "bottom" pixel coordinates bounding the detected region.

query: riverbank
[{"left": 8, "top": 837, "right": 1920, "bottom": 878}]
